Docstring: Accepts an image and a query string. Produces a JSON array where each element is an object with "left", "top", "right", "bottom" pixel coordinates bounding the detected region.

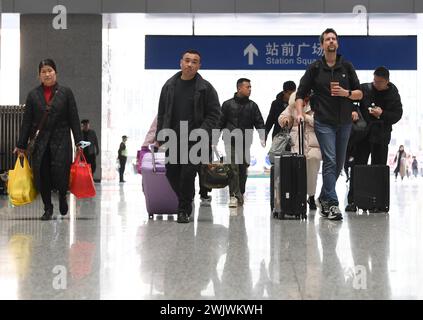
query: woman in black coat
[{"left": 14, "top": 59, "right": 83, "bottom": 220}]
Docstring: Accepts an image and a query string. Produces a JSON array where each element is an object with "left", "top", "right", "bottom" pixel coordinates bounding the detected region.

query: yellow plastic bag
[{"left": 7, "top": 155, "right": 38, "bottom": 206}]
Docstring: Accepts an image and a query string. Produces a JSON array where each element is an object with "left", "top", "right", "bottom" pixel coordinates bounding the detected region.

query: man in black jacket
[
  {"left": 81, "top": 119, "right": 99, "bottom": 175},
  {"left": 295, "top": 28, "right": 363, "bottom": 220},
  {"left": 156, "top": 49, "right": 221, "bottom": 223},
  {"left": 265, "top": 80, "right": 296, "bottom": 142},
  {"left": 345, "top": 66, "right": 403, "bottom": 212},
  {"left": 219, "top": 78, "right": 266, "bottom": 208},
  {"left": 117, "top": 135, "right": 128, "bottom": 183}
]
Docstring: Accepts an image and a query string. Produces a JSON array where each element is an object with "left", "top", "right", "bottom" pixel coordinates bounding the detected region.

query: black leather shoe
[
  {"left": 345, "top": 203, "right": 357, "bottom": 212},
  {"left": 177, "top": 211, "right": 189, "bottom": 223},
  {"left": 59, "top": 196, "right": 68, "bottom": 216},
  {"left": 41, "top": 206, "right": 53, "bottom": 221},
  {"left": 307, "top": 196, "right": 317, "bottom": 210}
]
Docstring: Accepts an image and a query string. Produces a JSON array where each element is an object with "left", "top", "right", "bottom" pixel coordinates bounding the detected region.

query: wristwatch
[{"left": 347, "top": 90, "right": 352, "bottom": 98}]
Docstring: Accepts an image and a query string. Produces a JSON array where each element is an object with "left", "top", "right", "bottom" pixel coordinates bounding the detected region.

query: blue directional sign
[{"left": 145, "top": 35, "right": 416, "bottom": 70}]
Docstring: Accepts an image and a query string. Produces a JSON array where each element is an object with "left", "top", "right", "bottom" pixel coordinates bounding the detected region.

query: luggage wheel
[{"left": 148, "top": 214, "right": 153, "bottom": 219}]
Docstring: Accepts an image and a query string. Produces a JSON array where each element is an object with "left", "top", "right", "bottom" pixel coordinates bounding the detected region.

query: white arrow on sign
[{"left": 243, "top": 43, "right": 258, "bottom": 65}]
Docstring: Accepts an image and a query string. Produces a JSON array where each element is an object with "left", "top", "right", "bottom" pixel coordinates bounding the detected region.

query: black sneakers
[
  {"left": 318, "top": 198, "right": 343, "bottom": 220},
  {"left": 317, "top": 197, "right": 329, "bottom": 215},
  {"left": 327, "top": 205, "right": 343, "bottom": 220},
  {"left": 41, "top": 206, "right": 53, "bottom": 221},
  {"left": 177, "top": 211, "right": 189, "bottom": 223},
  {"left": 59, "top": 196, "right": 68, "bottom": 216},
  {"left": 200, "top": 195, "right": 212, "bottom": 206},
  {"left": 345, "top": 203, "right": 358, "bottom": 212},
  {"left": 307, "top": 196, "right": 317, "bottom": 210}
]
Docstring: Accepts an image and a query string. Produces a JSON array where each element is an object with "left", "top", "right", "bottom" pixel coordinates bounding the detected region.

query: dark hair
[
  {"left": 374, "top": 66, "right": 390, "bottom": 80},
  {"left": 81, "top": 119, "right": 90, "bottom": 124},
  {"left": 319, "top": 28, "right": 338, "bottom": 44},
  {"left": 283, "top": 81, "right": 296, "bottom": 92},
  {"left": 38, "top": 58, "right": 57, "bottom": 73},
  {"left": 236, "top": 78, "right": 250, "bottom": 90},
  {"left": 181, "top": 49, "right": 201, "bottom": 59}
]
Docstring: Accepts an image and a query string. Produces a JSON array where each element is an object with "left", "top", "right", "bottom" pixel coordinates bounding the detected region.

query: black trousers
[
  {"left": 39, "top": 145, "right": 66, "bottom": 209},
  {"left": 198, "top": 172, "right": 211, "bottom": 198},
  {"left": 84, "top": 151, "right": 96, "bottom": 175},
  {"left": 119, "top": 156, "right": 127, "bottom": 181},
  {"left": 165, "top": 163, "right": 198, "bottom": 215},
  {"left": 198, "top": 144, "right": 213, "bottom": 198},
  {"left": 347, "top": 140, "right": 388, "bottom": 203}
]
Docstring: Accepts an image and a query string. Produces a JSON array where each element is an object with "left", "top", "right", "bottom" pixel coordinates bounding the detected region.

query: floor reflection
[{"left": 1, "top": 177, "right": 423, "bottom": 299}]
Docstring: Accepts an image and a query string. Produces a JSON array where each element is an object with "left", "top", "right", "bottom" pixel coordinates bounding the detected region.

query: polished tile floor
[{"left": 1, "top": 173, "right": 423, "bottom": 300}]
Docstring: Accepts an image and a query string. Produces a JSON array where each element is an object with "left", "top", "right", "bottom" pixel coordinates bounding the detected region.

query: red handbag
[{"left": 69, "top": 148, "right": 96, "bottom": 198}]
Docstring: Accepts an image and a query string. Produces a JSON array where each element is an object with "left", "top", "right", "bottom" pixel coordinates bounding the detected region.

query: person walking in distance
[
  {"left": 264, "top": 81, "right": 296, "bottom": 143},
  {"left": 393, "top": 145, "right": 407, "bottom": 181},
  {"left": 118, "top": 135, "right": 128, "bottom": 183},
  {"left": 80, "top": 119, "right": 99, "bottom": 176}
]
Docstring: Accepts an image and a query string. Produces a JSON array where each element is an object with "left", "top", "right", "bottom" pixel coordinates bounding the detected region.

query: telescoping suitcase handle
[
  {"left": 148, "top": 143, "right": 162, "bottom": 173},
  {"left": 211, "top": 146, "right": 224, "bottom": 163},
  {"left": 298, "top": 120, "right": 305, "bottom": 156}
]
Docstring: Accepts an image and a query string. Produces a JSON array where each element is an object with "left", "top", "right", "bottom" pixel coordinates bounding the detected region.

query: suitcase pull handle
[
  {"left": 212, "top": 146, "right": 224, "bottom": 163},
  {"left": 148, "top": 144, "right": 158, "bottom": 172},
  {"left": 298, "top": 120, "right": 305, "bottom": 156}
]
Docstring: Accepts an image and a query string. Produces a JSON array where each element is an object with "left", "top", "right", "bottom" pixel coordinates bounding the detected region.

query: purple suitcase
[{"left": 141, "top": 151, "right": 178, "bottom": 218}]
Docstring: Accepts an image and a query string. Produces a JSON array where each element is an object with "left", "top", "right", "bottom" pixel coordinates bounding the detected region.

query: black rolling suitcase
[
  {"left": 353, "top": 165, "right": 390, "bottom": 212},
  {"left": 273, "top": 121, "right": 307, "bottom": 220},
  {"left": 269, "top": 127, "right": 292, "bottom": 211}
]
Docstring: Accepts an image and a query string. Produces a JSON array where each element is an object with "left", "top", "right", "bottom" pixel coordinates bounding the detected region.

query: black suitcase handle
[{"left": 298, "top": 120, "right": 305, "bottom": 156}]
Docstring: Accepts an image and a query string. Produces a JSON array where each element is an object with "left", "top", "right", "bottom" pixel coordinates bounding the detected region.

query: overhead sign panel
[{"left": 145, "top": 35, "right": 416, "bottom": 70}]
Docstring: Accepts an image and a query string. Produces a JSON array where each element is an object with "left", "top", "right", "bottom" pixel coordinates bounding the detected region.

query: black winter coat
[
  {"left": 296, "top": 54, "right": 361, "bottom": 125},
  {"left": 219, "top": 94, "right": 265, "bottom": 145},
  {"left": 17, "top": 84, "right": 82, "bottom": 192},
  {"left": 359, "top": 82, "right": 403, "bottom": 145},
  {"left": 265, "top": 91, "right": 289, "bottom": 140},
  {"left": 156, "top": 72, "right": 221, "bottom": 141}
]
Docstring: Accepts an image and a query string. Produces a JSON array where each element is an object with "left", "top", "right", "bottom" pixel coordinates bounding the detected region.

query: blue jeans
[{"left": 314, "top": 120, "right": 352, "bottom": 205}]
